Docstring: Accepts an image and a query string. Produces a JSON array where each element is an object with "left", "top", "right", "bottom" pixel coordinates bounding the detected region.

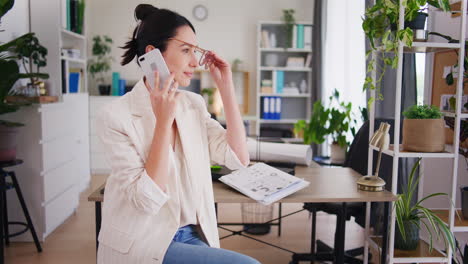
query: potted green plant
[
  {"left": 294, "top": 89, "right": 355, "bottom": 162},
  {"left": 362, "top": 0, "right": 450, "bottom": 104},
  {"left": 0, "top": 0, "right": 48, "bottom": 161},
  {"left": 395, "top": 158, "right": 456, "bottom": 251},
  {"left": 88, "top": 35, "right": 113, "bottom": 95},
  {"left": 402, "top": 104, "right": 445, "bottom": 152},
  {"left": 281, "top": 9, "right": 295, "bottom": 48},
  {"left": 8, "top": 33, "right": 49, "bottom": 97}
]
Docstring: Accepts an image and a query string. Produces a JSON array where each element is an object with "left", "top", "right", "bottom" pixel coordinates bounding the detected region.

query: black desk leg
[
  {"left": 278, "top": 203, "right": 282, "bottom": 236},
  {"left": 0, "top": 170, "right": 4, "bottom": 264},
  {"left": 310, "top": 208, "right": 317, "bottom": 264},
  {"left": 95, "top": 202, "right": 102, "bottom": 252},
  {"left": 381, "top": 202, "right": 389, "bottom": 264},
  {"left": 2, "top": 176, "right": 8, "bottom": 246},
  {"left": 335, "top": 202, "right": 347, "bottom": 264}
]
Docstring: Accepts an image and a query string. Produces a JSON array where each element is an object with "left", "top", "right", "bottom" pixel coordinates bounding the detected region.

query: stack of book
[{"left": 62, "top": 0, "right": 85, "bottom": 34}]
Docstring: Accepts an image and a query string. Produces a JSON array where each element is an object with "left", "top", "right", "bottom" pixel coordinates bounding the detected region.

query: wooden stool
[{"left": 0, "top": 159, "right": 42, "bottom": 262}]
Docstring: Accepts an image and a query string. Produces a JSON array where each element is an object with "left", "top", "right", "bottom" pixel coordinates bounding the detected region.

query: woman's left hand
[{"left": 202, "top": 51, "right": 233, "bottom": 93}]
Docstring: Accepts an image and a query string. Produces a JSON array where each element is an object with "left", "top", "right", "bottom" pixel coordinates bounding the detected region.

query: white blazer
[{"left": 96, "top": 80, "right": 247, "bottom": 264}]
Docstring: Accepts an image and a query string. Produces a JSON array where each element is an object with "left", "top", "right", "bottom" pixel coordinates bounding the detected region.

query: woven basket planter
[{"left": 402, "top": 119, "right": 445, "bottom": 152}]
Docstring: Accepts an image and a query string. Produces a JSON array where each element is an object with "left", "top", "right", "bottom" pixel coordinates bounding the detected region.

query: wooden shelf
[
  {"left": 260, "top": 66, "right": 312, "bottom": 72},
  {"left": 259, "top": 119, "right": 301, "bottom": 124},
  {"left": 60, "top": 56, "right": 86, "bottom": 64},
  {"left": 6, "top": 95, "right": 59, "bottom": 104},
  {"left": 442, "top": 111, "right": 468, "bottom": 118},
  {"left": 260, "top": 48, "right": 312, "bottom": 52},
  {"left": 370, "top": 236, "right": 448, "bottom": 263},
  {"left": 378, "top": 42, "right": 460, "bottom": 53},
  {"left": 61, "top": 29, "right": 86, "bottom": 40},
  {"left": 433, "top": 209, "right": 468, "bottom": 232},
  {"left": 260, "top": 93, "right": 310, "bottom": 98},
  {"left": 370, "top": 144, "right": 456, "bottom": 158}
]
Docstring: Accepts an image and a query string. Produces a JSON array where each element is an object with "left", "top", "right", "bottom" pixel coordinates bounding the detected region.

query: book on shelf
[
  {"left": 61, "top": 60, "right": 67, "bottom": 93},
  {"left": 69, "top": 67, "right": 83, "bottom": 93},
  {"left": 69, "top": 71, "right": 80, "bottom": 93},
  {"left": 261, "top": 30, "right": 270, "bottom": 48},
  {"left": 303, "top": 25, "right": 312, "bottom": 50},
  {"left": 261, "top": 87, "right": 273, "bottom": 94},
  {"left": 261, "top": 79, "right": 273, "bottom": 94},
  {"left": 304, "top": 54, "right": 312, "bottom": 67},
  {"left": 286, "top": 57, "right": 305, "bottom": 67},
  {"left": 275, "top": 71, "right": 284, "bottom": 94},
  {"left": 112, "top": 72, "right": 120, "bottom": 96},
  {"left": 292, "top": 25, "right": 297, "bottom": 48},
  {"left": 63, "top": 0, "right": 84, "bottom": 33},
  {"left": 219, "top": 162, "right": 310, "bottom": 205},
  {"left": 296, "top": 24, "right": 304, "bottom": 49}
]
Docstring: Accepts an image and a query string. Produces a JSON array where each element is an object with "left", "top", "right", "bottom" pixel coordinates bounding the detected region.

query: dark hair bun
[{"left": 134, "top": 4, "right": 159, "bottom": 21}]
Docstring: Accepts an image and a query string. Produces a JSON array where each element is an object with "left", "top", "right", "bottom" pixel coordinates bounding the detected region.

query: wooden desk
[{"left": 88, "top": 167, "right": 396, "bottom": 263}]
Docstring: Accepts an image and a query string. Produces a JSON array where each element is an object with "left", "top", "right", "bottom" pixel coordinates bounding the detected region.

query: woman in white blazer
[{"left": 96, "top": 4, "right": 260, "bottom": 264}]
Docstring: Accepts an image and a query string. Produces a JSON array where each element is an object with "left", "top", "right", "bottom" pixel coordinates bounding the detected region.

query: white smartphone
[{"left": 138, "top": 48, "right": 171, "bottom": 90}]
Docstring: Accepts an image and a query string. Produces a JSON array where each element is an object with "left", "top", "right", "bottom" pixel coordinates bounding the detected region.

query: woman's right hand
[{"left": 146, "top": 71, "right": 181, "bottom": 127}]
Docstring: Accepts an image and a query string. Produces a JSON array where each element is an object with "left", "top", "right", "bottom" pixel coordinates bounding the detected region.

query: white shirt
[{"left": 171, "top": 131, "right": 198, "bottom": 227}]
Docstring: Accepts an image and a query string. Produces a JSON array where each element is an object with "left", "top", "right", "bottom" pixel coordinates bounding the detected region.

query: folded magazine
[{"left": 219, "top": 162, "right": 310, "bottom": 205}]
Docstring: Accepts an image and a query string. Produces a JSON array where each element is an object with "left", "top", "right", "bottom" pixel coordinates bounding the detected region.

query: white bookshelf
[
  {"left": 364, "top": 1, "right": 467, "bottom": 263},
  {"left": 255, "top": 21, "right": 313, "bottom": 136}
]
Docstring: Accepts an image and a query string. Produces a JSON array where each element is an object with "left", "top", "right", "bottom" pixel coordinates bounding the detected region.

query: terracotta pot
[
  {"left": 330, "top": 143, "right": 346, "bottom": 163},
  {"left": 402, "top": 119, "right": 445, "bottom": 152},
  {"left": 0, "top": 125, "right": 19, "bottom": 161}
]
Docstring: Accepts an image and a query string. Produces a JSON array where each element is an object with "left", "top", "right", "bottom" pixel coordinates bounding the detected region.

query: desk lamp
[{"left": 357, "top": 122, "right": 390, "bottom": 192}]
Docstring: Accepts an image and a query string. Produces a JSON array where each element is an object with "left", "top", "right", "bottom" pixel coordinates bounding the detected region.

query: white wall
[
  {"left": 86, "top": 0, "right": 314, "bottom": 114},
  {"left": 0, "top": 0, "right": 30, "bottom": 88},
  {"left": 0, "top": 0, "right": 29, "bottom": 42}
]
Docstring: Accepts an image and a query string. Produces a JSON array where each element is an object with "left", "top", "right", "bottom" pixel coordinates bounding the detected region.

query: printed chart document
[{"left": 219, "top": 163, "right": 310, "bottom": 205}]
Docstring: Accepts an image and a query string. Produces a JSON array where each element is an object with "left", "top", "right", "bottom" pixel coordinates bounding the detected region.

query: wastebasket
[{"left": 241, "top": 203, "right": 274, "bottom": 235}]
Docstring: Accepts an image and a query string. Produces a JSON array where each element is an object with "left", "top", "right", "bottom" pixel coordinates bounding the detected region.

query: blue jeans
[{"left": 163, "top": 225, "right": 260, "bottom": 264}]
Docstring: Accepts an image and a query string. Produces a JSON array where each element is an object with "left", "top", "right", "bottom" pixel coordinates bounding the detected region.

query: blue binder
[
  {"left": 275, "top": 97, "right": 282, "bottom": 120},
  {"left": 69, "top": 72, "right": 80, "bottom": 93},
  {"left": 263, "top": 97, "right": 270, "bottom": 119}
]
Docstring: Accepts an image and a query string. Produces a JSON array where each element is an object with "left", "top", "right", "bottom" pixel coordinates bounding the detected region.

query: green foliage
[
  {"left": 201, "top": 88, "right": 215, "bottom": 106},
  {"left": 0, "top": 0, "right": 14, "bottom": 21},
  {"left": 12, "top": 33, "right": 49, "bottom": 85},
  {"left": 281, "top": 9, "right": 295, "bottom": 48},
  {"left": 295, "top": 89, "right": 355, "bottom": 148},
  {"left": 0, "top": 2, "right": 48, "bottom": 126},
  {"left": 395, "top": 158, "right": 456, "bottom": 252},
  {"left": 362, "top": 0, "right": 450, "bottom": 104},
  {"left": 88, "top": 35, "right": 113, "bottom": 84},
  {"left": 402, "top": 104, "right": 443, "bottom": 119}
]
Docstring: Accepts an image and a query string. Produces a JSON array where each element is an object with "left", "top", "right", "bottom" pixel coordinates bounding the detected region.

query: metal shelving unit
[{"left": 364, "top": 1, "right": 467, "bottom": 263}]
